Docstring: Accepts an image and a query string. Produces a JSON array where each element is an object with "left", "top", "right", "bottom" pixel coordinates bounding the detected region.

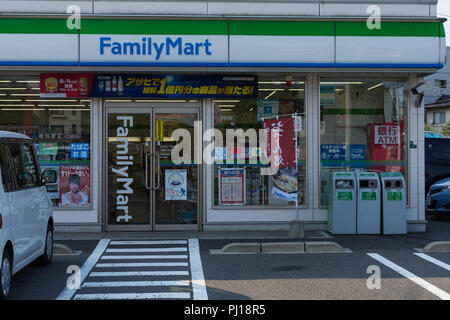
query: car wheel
[
  {"left": 36, "top": 225, "right": 53, "bottom": 266},
  {"left": 0, "top": 250, "right": 12, "bottom": 300}
]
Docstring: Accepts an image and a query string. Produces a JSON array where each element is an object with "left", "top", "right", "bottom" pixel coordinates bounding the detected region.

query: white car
[{"left": 0, "top": 131, "right": 56, "bottom": 299}]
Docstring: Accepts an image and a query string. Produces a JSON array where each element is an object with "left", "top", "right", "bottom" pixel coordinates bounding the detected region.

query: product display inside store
[
  {"left": 319, "top": 79, "right": 407, "bottom": 206},
  {"left": 213, "top": 76, "right": 307, "bottom": 207},
  {"left": 0, "top": 76, "right": 91, "bottom": 208}
]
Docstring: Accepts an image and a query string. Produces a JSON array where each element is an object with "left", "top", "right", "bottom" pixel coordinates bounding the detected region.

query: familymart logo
[{"left": 99, "top": 37, "right": 213, "bottom": 60}]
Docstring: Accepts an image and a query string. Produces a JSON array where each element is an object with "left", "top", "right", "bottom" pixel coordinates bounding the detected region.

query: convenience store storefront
[{"left": 0, "top": 17, "right": 445, "bottom": 232}]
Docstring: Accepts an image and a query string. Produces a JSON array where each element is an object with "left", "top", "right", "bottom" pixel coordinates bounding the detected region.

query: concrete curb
[
  {"left": 423, "top": 241, "right": 450, "bottom": 252},
  {"left": 210, "top": 241, "right": 351, "bottom": 254},
  {"left": 305, "top": 241, "right": 348, "bottom": 253}
]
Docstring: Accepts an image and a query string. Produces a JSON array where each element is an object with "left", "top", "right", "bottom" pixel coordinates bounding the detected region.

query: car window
[
  {"left": 7, "top": 142, "right": 40, "bottom": 190},
  {"left": 425, "top": 140, "right": 440, "bottom": 159},
  {"left": 435, "top": 140, "right": 450, "bottom": 161},
  {"left": 0, "top": 144, "right": 10, "bottom": 192}
]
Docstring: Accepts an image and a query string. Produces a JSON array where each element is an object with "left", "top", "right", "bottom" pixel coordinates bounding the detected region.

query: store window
[
  {"left": 319, "top": 79, "right": 407, "bottom": 206},
  {"left": 0, "top": 76, "right": 91, "bottom": 208},
  {"left": 213, "top": 76, "right": 306, "bottom": 207}
]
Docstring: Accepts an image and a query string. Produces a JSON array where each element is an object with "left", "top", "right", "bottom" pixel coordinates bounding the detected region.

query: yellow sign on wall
[{"left": 155, "top": 120, "right": 164, "bottom": 141}]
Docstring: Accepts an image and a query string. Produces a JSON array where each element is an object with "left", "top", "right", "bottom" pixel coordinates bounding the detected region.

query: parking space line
[
  {"left": 56, "top": 238, "right": 111, "bottom": 300},
  {"left": 189, "top": 239, "right": 208, "bottom": 300},
  {"left": 413, "top": 253, "right": 450, "bottom": 271},
  {"left": 367, "top": 253, "right": 450, "bottom": 300}
]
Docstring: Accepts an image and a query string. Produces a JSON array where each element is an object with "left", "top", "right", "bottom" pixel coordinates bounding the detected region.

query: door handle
[
  {"left": 145, "top": 153, "right": 152, "bottom": 190},
  {"left": 154, "top": 153, "right": 161, "bottom": 190}
]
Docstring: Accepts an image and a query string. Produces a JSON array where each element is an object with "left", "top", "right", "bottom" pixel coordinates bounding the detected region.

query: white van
[{"left": 0, "top": 131, "right": 56, "bottom": 299}]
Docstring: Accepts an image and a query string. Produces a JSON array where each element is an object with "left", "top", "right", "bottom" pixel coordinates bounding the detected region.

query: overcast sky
[{"left": 438, "top": 0, "right": 450, "bottom": 44}]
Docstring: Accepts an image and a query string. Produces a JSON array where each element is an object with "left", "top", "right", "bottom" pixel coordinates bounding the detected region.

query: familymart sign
[{"left": 0, "top": 18, "right": 445, "bottom": 68}]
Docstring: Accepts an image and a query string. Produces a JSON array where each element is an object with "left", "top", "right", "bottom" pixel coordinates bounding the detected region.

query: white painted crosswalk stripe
[
  {"left": 96, "top": 262, "right": 188, "bottom": 268},
  {"left": 110, "top": 240, "right": 187, "bottom": 245},
  {"left": 74, "top": 292, "right": 191, "bottom": 300},
  {"left": 413, "top": 253, "right": 450, "bottom": 271},
  {"left": 106, "top": 247, "right": 187, "bottom": 253},
  {"left": 101, "top": 254, "right": 188, "bottom": 260},
  {"left": 65, "top": 238, "right": 207, "bottom": 300},
  {"left": 82, "top": 280, "right": 191, "bottom": 288},
  {"left": 89, "top": 271, "right": 189, "bottom": 277}
]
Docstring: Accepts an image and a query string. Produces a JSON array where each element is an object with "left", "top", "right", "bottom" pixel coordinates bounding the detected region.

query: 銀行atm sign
[{"left": 374, "top": 124, "right": 400, "bottom": 145}]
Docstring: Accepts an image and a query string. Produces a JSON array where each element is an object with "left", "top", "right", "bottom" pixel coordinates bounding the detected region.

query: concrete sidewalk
[{"left": 54, "top": 230, "right": 332, "bottom": 241}]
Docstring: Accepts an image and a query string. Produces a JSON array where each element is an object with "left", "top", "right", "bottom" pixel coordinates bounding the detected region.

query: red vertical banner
[
  {"left": 263, "top": 117, "right": 296, "bottom": 168},
  {"left": 368, "top": 123, "right": 404, "bottom": 172}
]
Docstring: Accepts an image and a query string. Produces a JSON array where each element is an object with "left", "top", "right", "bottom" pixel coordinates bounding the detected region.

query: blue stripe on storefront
[
  {"left": 0, "top": 61, "right": 78, "bottom": 66},
  {"left": 80, "top": 61, "right": 229, "bottom": 67},
  {"left": 0, "top": 61, "right": 443, "bottom": 69},
  {"left": 335, "top": 63, "right": 444, "bottom": 69}
]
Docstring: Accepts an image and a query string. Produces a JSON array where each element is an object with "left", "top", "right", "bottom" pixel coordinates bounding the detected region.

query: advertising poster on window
[
  {"left": 59, "top": 165, "right": 90, "bottom": 207},
  {"left": 165, "top": 169, "right": 187, "bottom": 201},
  {"left": 40, "top": 73, "right": 95, "bottom": 98},
  {"left": 219, "top": 168, "right": 246, "bottom": 205},
  {"left": 272, "top": 167, "right": 298, "bottom": 202}
]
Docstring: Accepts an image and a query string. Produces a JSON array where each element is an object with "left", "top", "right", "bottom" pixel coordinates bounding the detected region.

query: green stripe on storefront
[
  {"left": 229, "top": 21, "right": 335, "bottom": 36},
  {"left": 80, "top": 19, "right": 228, "bottom": 35},
  {"left": 0, "top": 18, "right": 76, "bottom": 34},
  {"left": 336, "top": 21, "right": 443, "bottom": 37},
  {"left": 0, "top": 18, "right": 443, "bottom": 37}
]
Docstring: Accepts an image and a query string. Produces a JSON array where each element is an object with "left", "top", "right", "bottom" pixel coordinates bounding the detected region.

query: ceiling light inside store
[
  {"left": 0, "top": 99, "right": 22, "bottom": 102},
  {"left": 214, "top": 100, "right": 240, "bottom": 103},
  {"left": 0, "top": 104, "right": 34, "bottom": 107},
  {"left": 49, "top": 109, "right": 91, "bottom": 111},
  {"left": 221, "top": 109, "right": 232, "bottom": 112},
  {"left": 368, "top": 83, "right": 383, "bottom": 91},
  {"left": 0, "top": 80, "right": 12, "bottom": 83},
  {"left": 16, "top": 80, "right": 40, "bottom": 83},
  {"left": 26, "top": 99, "right": 79, "bottom": 102},
  {"left": 11, "top": 94, "right": 39, "bottom": 96},
  {"left": 37, "top": 104, "right": 87, "bottom": 107},
  {"left": 218, "top": 105, "right": 235, "bottom": 108},
  {"left": 0, "top": 88, "right": 28, "bottom": 90},
  {"left": 258, "top": 81, "right": 304, "bottom": 84},
  {"left": 321, "top": 82, "right": 363, "bottom": 85},
  {"left": 1, "top": 108, "right": 45, "bottom": 111},
  {"left": 264, "top": 90, "right": 277, "bottom": 100}
]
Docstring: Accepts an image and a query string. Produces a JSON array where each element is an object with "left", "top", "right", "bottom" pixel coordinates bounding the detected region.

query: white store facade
[{"left": 0, "top": 0, "right": 444, "bottom": 233}]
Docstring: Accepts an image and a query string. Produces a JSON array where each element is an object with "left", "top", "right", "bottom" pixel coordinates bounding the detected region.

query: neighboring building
[
  {"left": 0, "top": 0, "right": 445, "bottom": 233},
  {"left": 425, "top": 47, "right": 450, "bottom": 133}
]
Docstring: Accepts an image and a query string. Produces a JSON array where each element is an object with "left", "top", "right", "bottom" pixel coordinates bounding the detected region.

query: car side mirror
[{"left": 41, "top": 169, "right": 57, "bottom": 184}]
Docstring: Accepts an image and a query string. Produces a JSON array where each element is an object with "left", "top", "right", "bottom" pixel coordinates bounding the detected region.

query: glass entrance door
[{"left": 106, "top": 103, "right": 200, "bottom": 231}]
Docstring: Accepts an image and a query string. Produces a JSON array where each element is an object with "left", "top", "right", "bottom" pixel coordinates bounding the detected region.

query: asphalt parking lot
[{"left": 5, "top": 218, "right": 450, "bottom": 301}]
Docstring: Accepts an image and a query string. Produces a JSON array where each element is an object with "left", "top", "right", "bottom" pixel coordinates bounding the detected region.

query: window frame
[
  {"left": 211, "top": 75, "right": 308, "bottom": 210},
  {"left": 318, "top": 77, "right": 409, "bottom": 209}
]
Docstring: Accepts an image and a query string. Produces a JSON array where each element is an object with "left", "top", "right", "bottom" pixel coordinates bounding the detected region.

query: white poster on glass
[{"left": 165, "top": 169, "right": 187, "bottom": 201}]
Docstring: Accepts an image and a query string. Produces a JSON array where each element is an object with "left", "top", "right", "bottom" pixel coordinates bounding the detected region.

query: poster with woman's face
[{"left": 59, "top": 165, "right": 90, "bottom": 207}]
